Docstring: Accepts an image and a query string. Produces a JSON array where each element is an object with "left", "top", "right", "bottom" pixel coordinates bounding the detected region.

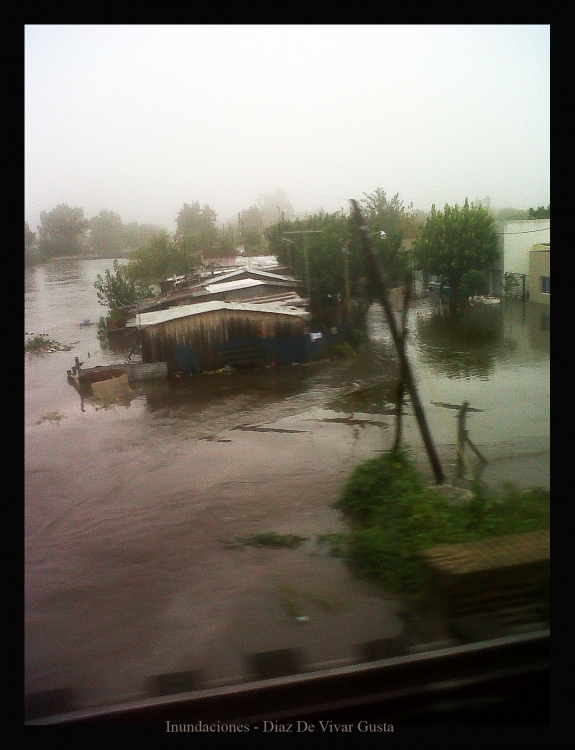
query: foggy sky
[{"left": 25, "top": 24, "right": 550, "bottom": 233}]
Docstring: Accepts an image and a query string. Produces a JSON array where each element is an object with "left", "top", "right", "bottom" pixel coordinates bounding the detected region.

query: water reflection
[
  {"left": 139, "top": 363, "right": 321, "bottom": 417},
  {"left": 413, "top": 304, "right": 505, "bottom": 379},
  {"left": 527, "top": 304, "right": 550, "bottom": 351}
]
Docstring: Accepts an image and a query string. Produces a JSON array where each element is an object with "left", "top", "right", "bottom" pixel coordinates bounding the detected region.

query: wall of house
[
  {"left": 488, "top": 220, "right": 550, "bottom": 297},
  {"left": 141, "top": 308, "right": 308, "bottom": 372},
  {"left": 529, "top": 245, "right": 550, "bottom": 305},
  {"left": 490, "top": 220, "right": 550, "bottom": 297}
]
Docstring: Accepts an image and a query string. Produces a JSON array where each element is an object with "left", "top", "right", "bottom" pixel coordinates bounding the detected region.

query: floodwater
[{"left": 24, "top": 258, "right": 550, "bottom": 713}]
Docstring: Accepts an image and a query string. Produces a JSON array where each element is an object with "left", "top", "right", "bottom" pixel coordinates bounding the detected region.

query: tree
[
  {"left": 25, "top": 221, "right": 36, "bottom": 252},
  {"left": 413, "top": 199, "right": 499, "bottom": 315},
  {"left": 266, "top": 197, "right": 418, "bottom": 328},
  {"left": 238, "top": 205, "right": 265, "bottom": 254},
  {"left": 37, "top": 204, "right": 89, "bottom": 258},
  {"left": 361, "top": 188, "right": 422, "bottom": 239},
  {"left": 25, "top": 221, "right": 38, "bottom": 265},
  {"left": 495, "top": 207, "right": 529, "bottom": 222},
  {"left": 460, "top": 269, "right": 490, "bottom": 298},
  {"left": 123, "top": 222, "right": 168, "bottom": 253},
  {"left": 258, "top": 189, "right": 295, "bottom": 226},
  {"left": 88, "top": 210, "right": 126, "bottom": 257},
  {"left": 94, "top": 259, "right": 154, "bottom": 314},
  {"left": 268, "top": 210, "right": 362, "bottom": 327},
  {"left": 528, "top": 205, "right": 550, "bottom": 219},
  {"left": 175, "top": 202, "right": 219, "bottom": 259},
  {"left": 125, "top": 231, "right": 187, "bottom": 284}
]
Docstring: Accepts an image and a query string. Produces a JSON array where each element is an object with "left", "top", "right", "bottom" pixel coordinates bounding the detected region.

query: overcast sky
[{"left": 25, "top": 24, "right": 550, "bottom": 233}]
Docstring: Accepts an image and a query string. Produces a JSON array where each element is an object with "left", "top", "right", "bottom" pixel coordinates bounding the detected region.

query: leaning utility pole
[{"left": 351, "top": 199, "right": 444, "bottom": 484}]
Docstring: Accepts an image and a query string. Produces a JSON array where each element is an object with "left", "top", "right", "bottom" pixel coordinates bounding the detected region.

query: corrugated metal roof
[
  {"left": 204, "top": 278, "right": 265, "bottom": 293},
  {"left": 198, "top": 268, "right": 296, "bottom": 287},
  {"left": 137, "top": 300, "right": 309, "bottom": 328}
]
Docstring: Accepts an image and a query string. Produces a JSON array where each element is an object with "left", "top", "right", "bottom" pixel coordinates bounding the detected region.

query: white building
[{"left": 490, "top": 220, "right": 550, "bottom": 297}]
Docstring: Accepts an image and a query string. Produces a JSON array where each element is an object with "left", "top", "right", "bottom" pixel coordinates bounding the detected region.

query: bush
[
  {"left": 331, "top": 341, "right": 355, "bottom": 359},
  {"left": 348, "top": 329, "right": 364, "bottom": 347},
  {"left": 335, "top": 449, "right": 432, "bottom": 526},
  {"left": 333, "top": 448, "right": 550, "bottom": 602}
]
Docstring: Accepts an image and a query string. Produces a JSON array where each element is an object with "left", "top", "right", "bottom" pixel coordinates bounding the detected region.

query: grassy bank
[{"left": 332, "top": 448, "right": 550, "bottom": 603}]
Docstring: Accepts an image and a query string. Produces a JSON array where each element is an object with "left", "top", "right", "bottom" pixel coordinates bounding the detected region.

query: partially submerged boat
[{"left": 66, "top": 358, "right": 168, "bottom": 390}]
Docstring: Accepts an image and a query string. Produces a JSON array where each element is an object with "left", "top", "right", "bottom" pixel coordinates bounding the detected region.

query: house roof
[
  {"left": 204, "top": 278, "right": 265, "bottom": 293},
  {"left": 195, "top": 268, "right": 296, "bottom": 287},
  {"left": 137, "top": 300, "right": 309, "bottom": 328}
]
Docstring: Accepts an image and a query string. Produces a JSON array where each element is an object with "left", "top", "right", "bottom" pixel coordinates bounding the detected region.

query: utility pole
[
  {"left": 342, "top": 241, "right": 351, "bottom": 319},
  {"left": 351, "top": 199, "right": 444, "bottom": 484},
  {"left": 282, "top": 230, "right": 323, "bottom": 304}
]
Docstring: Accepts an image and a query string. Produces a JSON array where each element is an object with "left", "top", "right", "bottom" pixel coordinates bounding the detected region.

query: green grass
[
  {"left": 25, "top": 333, "right": 72, "bottom": 352},
  {"left": 38, "top": 411, "right": 65, "bottom": 424},
  {"left": 333, "top": 448, "right": 550, "bottom": 602},
  {"left": 25, "top": 333, "right": 58, "bottom": 351}
]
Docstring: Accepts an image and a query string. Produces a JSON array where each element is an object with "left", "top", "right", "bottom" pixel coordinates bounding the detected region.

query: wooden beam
[{"left": 350, "top": 199, "right": 444, "bottom": 483}]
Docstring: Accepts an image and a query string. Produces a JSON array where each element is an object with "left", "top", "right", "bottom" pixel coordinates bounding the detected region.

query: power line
[{"left": 495, "top": 227, "right": 550, "bottom": 235}]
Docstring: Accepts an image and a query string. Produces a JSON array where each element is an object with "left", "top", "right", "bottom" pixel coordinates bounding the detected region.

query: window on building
[{"left": 540, "top": 276, "right": 550, "bottom": 295}]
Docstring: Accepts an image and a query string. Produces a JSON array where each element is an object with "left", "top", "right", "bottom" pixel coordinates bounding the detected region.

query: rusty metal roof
[{"left": 137, "top": 300, "right": 310, "bottom": 328}]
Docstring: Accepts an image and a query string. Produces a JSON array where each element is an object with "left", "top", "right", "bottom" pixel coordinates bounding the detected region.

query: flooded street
[{"left": 24, "top": 259, "right": 549, "bottom": 713}]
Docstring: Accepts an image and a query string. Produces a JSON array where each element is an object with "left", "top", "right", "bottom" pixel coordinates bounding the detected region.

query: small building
[
  {"left": 489, "top": 220, "right": 550, "bottom": 297},
  {"left": 529, "top": 243, "right": 550, "bottom": 306},
  {"left": 132, "top": 269, "right": 303, "bottom": 316},
  {"left": 137, "top": 300, "right": 311, "bottom": 373}
]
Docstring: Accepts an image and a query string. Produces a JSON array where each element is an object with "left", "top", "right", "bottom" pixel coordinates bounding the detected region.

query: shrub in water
[{"left": 333, "top": 448, "right": 550, "bottom": 602}]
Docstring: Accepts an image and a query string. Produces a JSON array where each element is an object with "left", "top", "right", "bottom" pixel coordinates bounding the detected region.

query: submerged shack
[{"left": 137, "top": 300, "right": 312, "bottom": 374}]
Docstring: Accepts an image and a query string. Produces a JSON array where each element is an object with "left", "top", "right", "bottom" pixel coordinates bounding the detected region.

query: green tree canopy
[
  {"left": 175, "top": 202, "right": 219, "bottom": 259},
  {"left": 238, "top": 205, "right": 266, "bottom": 254},
  {"left": 25, "top": 221, "right": 36, "bottom": 252},
  {"left": 528, "top": 205, "right": 550, "bottom": 219},
  {"left": 361, "top": 188, "right": 422, "bottom": 239},
  {"left": 125, "top": 231, "right": 190, "bottom": 284},
  {"left": 37, "top": 204, "right": 89, "bottom": 259},
  {"left": 494, "top": 207, "right": 529, "bottom": 222},
  {"left": 123, "top": 221, "right": 168, "bottom": 254},
  {"left": 88, "top": 210, "right": 126, "bottom": 257},
  {"left": 266, "top": 194, "right": 416, "bottom": 328},
  {"left": 94, "top": 259, "right": 154, "bottom": 313},
  {"left": 413, "top": 199, "right": 499, "bottom": 315}
]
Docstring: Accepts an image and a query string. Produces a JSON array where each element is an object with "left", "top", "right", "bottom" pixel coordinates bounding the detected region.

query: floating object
[
  {"left": 67, "top": 360, "right": 169, "bottom": 389},
  {"left": 432, "top": 401, "right": 485, "bottom": 412},
  {"left": 469, "top": 295, "right": 501, "bottom": 306}
]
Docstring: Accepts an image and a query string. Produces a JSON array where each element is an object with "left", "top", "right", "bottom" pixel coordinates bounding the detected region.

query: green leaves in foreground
[{"left": 333, "top": 448, "right": 550, "bottom": 601}]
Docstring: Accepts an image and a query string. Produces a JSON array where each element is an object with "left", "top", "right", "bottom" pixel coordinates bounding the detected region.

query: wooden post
[
  {"left": 343, "top": 244, "right": 351, "bottom": 319},
  {"left": 522, "top": 274, "right": 526, "bottom": 303},
  {"left": 351, "top": 200, "right": 444, "bottom": 483},
  {"left": 457, "top": 400, "right": 488, "bottom": 478},
  {"left": 456, "top": 400, "right": 469, "bottom": 478},
  {"left": 393, "top": 273, "right": 412, "bottom": 451}
]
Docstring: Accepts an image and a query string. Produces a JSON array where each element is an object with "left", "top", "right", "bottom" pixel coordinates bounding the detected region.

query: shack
[
  {"left": 130, "top": 269, "right": 303, "bottom": 317},
  {"left": 137, "top": 300, "right": 311, "bottom": 374}
]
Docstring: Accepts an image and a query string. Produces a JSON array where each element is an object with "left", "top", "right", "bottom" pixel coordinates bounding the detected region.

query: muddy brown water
[{"left": 25, "top": 259, "right": 549, "bottom": 712}]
